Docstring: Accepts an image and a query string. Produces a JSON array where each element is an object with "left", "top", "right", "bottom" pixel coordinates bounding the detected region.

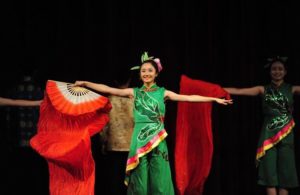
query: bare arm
[
  {"left": 164, "top": 90, "right": 233, "bottom": 105},
  {"left": 0, "top": 97, "right": 42, "bottom": 106},
  {"left": 292, "top": 86, "right": 300, "bottom": 95},
  {"left": 223, "top": 86, "right": 264, "bottom": 96},
  {"left": 74, "top": 81, "right": 134, "bottom": 97}
]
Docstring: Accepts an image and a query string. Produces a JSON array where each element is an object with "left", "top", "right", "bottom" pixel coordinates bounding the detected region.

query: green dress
[
  {"left": 257, "top": 83, "right": 298, "bottom": 188},
  {"left": 125, "top": 84, "right": 174, "bottom": 195}
]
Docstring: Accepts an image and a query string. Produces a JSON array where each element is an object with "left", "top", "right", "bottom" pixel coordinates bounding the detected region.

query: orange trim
[{"left": 256, "top": 119, "right": 295, "bottom": 160}]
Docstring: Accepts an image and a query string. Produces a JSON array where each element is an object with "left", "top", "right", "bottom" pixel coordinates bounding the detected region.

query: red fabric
[
  {"left": 30, "top": 94, "right": 111, "bottom": 195},
  {"left": 175, "top": 75, "right": 230, "bottom": 195}
]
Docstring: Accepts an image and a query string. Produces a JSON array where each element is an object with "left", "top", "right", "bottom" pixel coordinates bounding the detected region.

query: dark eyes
[
  {"left": 272, "top": 68, "right": 284, "bottom": 71},
  {"left": 141, "top": 69, "right": 154, "bottom": 72},
  {"left": 271, "top": 67, "right": 284, "bottom": 71}
]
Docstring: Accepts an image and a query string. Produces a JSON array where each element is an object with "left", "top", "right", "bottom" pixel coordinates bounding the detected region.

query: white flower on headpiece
[{"left": 154, "top": 58, "right": 163, "bottom": 72}]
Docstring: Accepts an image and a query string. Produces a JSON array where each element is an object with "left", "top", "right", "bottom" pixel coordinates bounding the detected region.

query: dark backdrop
[{"left": 1, "top": 0, "right": 300, "bottom": 195}]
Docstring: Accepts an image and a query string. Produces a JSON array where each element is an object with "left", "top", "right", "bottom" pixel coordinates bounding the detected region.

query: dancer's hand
[
  {"left": 74, "top": 81, "right": 87, "bottom": 87},
  {"left": 215, "top": 98, "right": 233, "bottom": 105}
]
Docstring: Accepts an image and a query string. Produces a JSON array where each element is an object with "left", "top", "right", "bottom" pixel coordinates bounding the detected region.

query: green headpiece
[
  {"left": 130, "top": 51, "right": 163, "bottom": 72},
  {"left": 130, "top": 51, "right": 154, "bottom": 71}
]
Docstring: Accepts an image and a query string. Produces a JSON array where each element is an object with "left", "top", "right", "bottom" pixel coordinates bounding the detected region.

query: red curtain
[{"left": 175, "top": 75, "right": 230, "bottom": 195}]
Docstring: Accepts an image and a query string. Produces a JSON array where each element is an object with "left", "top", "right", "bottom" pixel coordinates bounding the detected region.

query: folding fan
[
  {"left": 30, "top": 80, "right": 112, "bottom": 195},
  {"left": 46, "top": 80, "right": 108, "bottom": 116}
]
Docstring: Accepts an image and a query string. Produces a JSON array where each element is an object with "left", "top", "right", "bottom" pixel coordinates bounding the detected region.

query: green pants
[
  {"left": 127, "top": 140, "right": 175, "bottom": 195},
  {"left": 258, "top": 132, "right": 299, "bottom": 188}
]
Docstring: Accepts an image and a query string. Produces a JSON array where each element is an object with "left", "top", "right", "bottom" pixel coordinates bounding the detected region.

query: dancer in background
[
  {"left": 98, "top": 70, "right": 134, "bottom": 195},
  {"left": 224, "top": 56, "right": 299, "bottom": 195}
]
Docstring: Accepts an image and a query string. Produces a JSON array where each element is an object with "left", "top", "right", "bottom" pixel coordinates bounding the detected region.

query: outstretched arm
[
  {"left": 74, "top": 81, "right": 134, "bottom": 97},
  {"left": 223, "top": 86, "right": 264, "bottom": 96},
  {"left": 0, "top": 97, "right": 42, "bottom": 107},
  {"left": 292, "top": 86, "right": 300, "bottom": 95},
  {"left": 164, "top": 90, "right": 233, "bottom": 105}
]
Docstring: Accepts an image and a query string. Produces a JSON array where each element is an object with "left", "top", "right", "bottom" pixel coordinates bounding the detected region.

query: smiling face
[
  {"left": 140, "top": 62, "right": 158, "bottom": 85},
  {"left": 270, "top": 61, "right": 287, "bottom": 82}
]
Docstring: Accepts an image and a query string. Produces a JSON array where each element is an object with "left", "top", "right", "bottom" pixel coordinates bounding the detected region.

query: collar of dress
[{"left": 140, "top": 83, "right": 158, "bottom": 92}]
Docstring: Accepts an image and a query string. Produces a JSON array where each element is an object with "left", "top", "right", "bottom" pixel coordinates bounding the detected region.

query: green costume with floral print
[
  {"left": 257, "top": 83, "right": 298, "bottom": 188},
  {"left": 125, "top": 84, "right": 174, "bottom": 195}
]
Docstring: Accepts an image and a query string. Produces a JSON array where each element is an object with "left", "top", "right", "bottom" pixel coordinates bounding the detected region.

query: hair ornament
[
  {"left": 264, "top": 56, "right": 288, "bottom": 68},
  {"left": 130, "top": 51, "right": 163, "bottom": 72}
]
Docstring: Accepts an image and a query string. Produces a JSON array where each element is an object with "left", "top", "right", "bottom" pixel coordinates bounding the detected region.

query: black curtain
[{"left": 1, "top": 0, "right": 300, "bottom": 194}]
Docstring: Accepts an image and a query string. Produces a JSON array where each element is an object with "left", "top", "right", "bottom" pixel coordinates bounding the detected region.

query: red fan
[
  {"left": 30, "top": 80, "right": 111, "bottom": 195},
  {"left": 46, "top": 80, "right": 109, "bottom": 116}
]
